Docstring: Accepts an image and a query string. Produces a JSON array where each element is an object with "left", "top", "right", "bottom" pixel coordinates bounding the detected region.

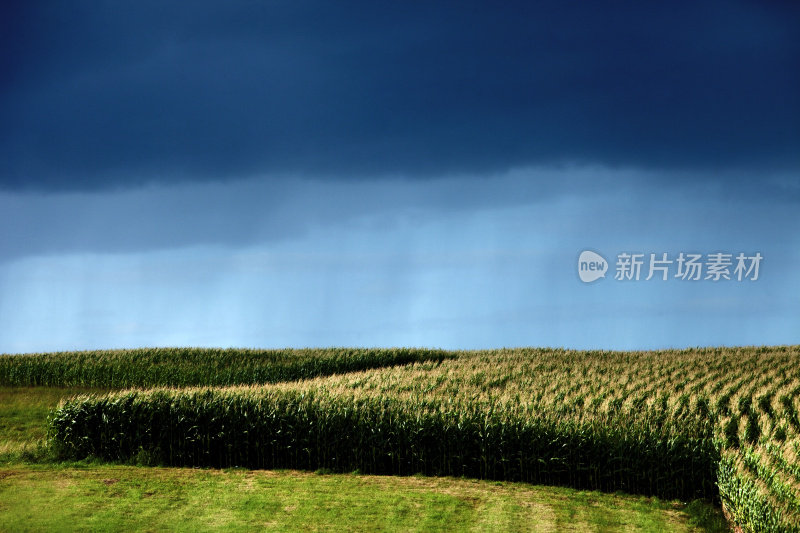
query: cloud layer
[{"left": 2, "top": 1, "right": 798, "bottom": 190}]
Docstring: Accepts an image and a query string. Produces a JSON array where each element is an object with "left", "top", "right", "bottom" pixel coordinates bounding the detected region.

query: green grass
[
  {"left": 0, "top": 386, "right": 106, "bottom": 458},
  {"left": 0, "top": 464, "right": 728, "bottom": 533},
  {"left": 0, "top": 386, "right": 730, "bottom": 532}
]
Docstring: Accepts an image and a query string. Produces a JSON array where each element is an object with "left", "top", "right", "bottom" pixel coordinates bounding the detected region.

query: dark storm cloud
[{"left": 1, "top": 1, "right": 798, "bottom": 191}]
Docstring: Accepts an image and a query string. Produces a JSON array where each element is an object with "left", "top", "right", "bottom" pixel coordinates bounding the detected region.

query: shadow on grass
[{"left": 684, "top": 499, "right": 731, "bottom": 533}]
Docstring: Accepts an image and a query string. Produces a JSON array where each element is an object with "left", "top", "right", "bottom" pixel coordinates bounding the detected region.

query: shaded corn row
[
  {"left": 48, "top": 387, "right": 719, "bottom": 501},
  {"left": 0, "top": 347, "right": 451, "bottom": 387}
]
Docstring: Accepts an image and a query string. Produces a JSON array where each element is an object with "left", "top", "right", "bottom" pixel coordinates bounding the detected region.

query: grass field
[
  {"left": 0, "top": 386, "right": 107, "bottom": 456},
  {"left": 5, "top": 346, "right": 789, "bottom": 531},
  {"left": 0, "top": 463, "right": 728, "bottom": 533}
]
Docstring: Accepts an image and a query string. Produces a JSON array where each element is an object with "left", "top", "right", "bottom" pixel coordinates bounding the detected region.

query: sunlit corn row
[
  {"left": 718, "top": 450, "right": 800, "bottom": 533},
  {"left": 715, "top": 414, "right": 800, "bottom": 532},
  {"left": 0, "top": 347, "right": 452, "bottom": 387},
  {"left": 41, "top": 345, "right": 800, "bottom": 532},
  {"left": 259, "top": 347, "right": 799, "bottom": 424}
]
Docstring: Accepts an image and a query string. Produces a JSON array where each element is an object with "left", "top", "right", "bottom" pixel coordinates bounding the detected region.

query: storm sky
[{"left": 1, "top": 1, "right": 798, "bottom": 353}]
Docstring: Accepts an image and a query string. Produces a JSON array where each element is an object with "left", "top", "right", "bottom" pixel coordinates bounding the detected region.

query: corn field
[
  {"left": 0, "top": 347, "right": 451, "bottom": 387},
  {"left": 5, "top": 345, "right": 797, "bottom": 532}
]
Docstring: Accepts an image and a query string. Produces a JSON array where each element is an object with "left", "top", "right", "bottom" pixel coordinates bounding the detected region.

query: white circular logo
[{"left": 578, "top": 250, "right": 608, "bottom": 283}]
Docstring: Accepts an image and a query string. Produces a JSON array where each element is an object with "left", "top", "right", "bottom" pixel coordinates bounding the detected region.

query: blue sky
[{"left": 1, "top": 2, "right": 798, "bottom": 353}]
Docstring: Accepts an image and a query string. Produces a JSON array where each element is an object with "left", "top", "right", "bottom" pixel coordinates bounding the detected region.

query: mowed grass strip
[
  {"left": 0, "top": 387, "right": 107, "bottom": 457},
  {"left": 0, "top": 464, "right": 729, "bottom": 533}
]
